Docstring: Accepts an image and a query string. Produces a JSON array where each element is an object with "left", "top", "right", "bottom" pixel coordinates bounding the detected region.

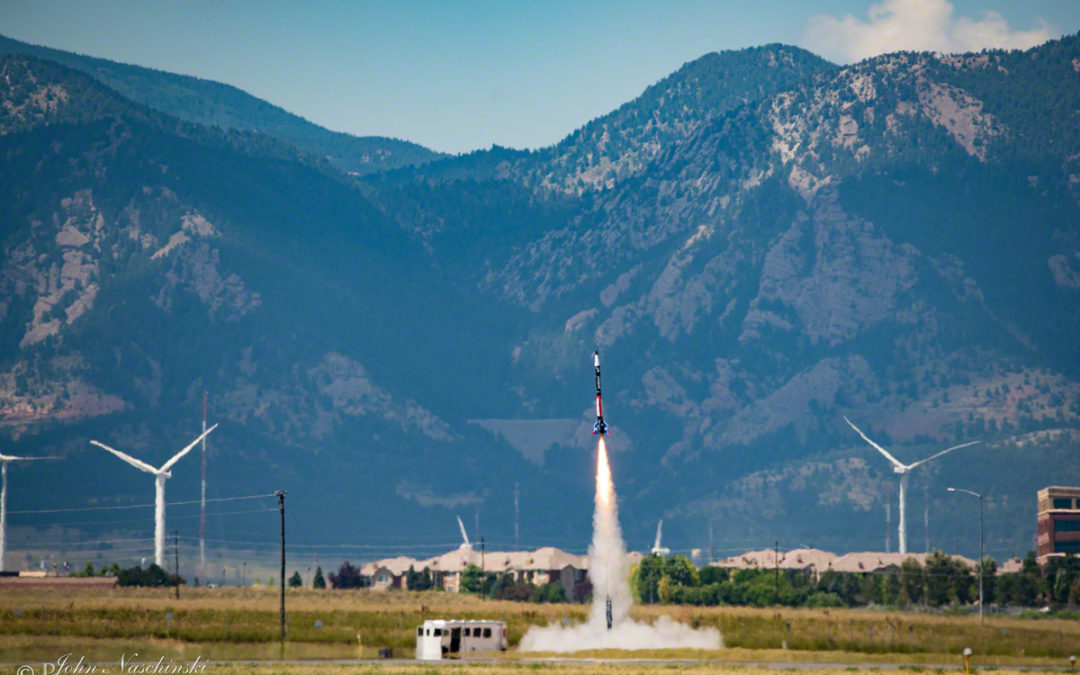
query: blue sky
[{"left": 1, "top": 0, "right": 1077, "bottom": 154}]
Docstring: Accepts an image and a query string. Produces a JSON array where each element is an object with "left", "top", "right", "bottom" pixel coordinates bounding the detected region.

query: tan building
[
  {"left": 714, "top": 548, "right": 976, "bottom": 574},
  {"left": 359, "top": 545, "right": 634, "bottom": 600},
  {"left": 1037, "top": 486, "right": 1080, "bottom": 559}
]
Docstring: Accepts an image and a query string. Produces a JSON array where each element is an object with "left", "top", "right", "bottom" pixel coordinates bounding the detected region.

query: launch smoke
[{"left": 519, "top": 437, "right": 721, "bottom": 652}]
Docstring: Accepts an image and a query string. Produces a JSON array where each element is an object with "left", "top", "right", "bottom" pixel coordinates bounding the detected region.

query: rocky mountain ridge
[
  {"left": 0, "top": 33, "right": 445, "bottom": 175},
  {"left": 1, "top": 34, "right": 1079, "bottom": 562}
]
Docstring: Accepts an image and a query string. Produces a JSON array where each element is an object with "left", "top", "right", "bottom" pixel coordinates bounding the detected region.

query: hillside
[
  {"left": 0, "top": 55, "right": 536, "bottom": 560},
  {"left": 1, "top": 34, "right": 1080, "bottom": 569},
  {"left": 0, "top": 33, "right": 445, "bottom": 175}
]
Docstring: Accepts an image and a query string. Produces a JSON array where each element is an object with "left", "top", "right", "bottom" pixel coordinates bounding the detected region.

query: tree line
[
  {"left": 631, "top": 551, "right": 1080, "bottom": 609},
  {"left": 92, "top": 548, "right": 1080, "bottom": 609}
]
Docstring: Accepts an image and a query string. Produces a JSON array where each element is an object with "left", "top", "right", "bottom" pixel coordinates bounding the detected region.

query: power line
[
  {"left": 12, "top": 507, "right": 280, "bottom": 528},
  {"left": 9, "top": 493, "right": 277, "bottom": 515}
]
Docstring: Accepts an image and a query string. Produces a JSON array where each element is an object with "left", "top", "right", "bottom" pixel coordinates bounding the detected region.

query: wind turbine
[
  {"left": 456, "top": 515, "right": 472, "bottom": 551},
  {"left": 651, "top": 519, "right": 670, "bottom": 556},
  {"left": 844, "top": 417, "right": 979, "bottom": 554},
  {"left": 0, "top": 453, "right": 58, "bottom": 571},
  {"left": 91, "top": 424, "right": 218, "bottom": 567}
]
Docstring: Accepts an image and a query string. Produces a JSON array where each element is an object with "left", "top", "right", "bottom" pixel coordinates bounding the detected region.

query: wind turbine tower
[
  {"left": 200, "top": 392, "right": 207, "bottom": 580},
  {"left": 0, "top": 453, "right": 58, "bottom": 571},
  {"left": 91, "top": 424, "right": 218, "bottom": 567},
  {"left": 456, "top": 515, "right": 472, "bottom": 551},
  {"left": 844, "top": 417, "right": 979, "bottom": 554},
  {"left": 651, "top": 519, "right": 671, "bottom": 556}
]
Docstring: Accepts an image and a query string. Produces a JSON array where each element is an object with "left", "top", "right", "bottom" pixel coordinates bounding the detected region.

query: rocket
[{"left": 593, "top": 350, "right": 607, "bottom": 435}]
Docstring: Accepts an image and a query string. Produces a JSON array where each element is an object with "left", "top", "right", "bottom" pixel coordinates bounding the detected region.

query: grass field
[{"left": 1, "top": 586, "right": 1078, "bottom": 672}]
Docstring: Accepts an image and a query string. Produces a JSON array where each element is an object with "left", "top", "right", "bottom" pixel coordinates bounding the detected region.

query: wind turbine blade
[
  {"left": 90, "top": 440, "right": 159, "bottom": 474},
  {"left": 0, "top": 454, "right": 59, "bottom": 462},
  {"left": 654, "top": 520, "right": 663, "bottom": 550},
  {"left": 907, "top": 440, "right": 981, "bottom": 470},
  {"left": 843, "top": 417, "right": 906, "bottom": 469},
  {"left": 456, "top": 515, "right": 470, "bottom": 547},
  {"left": 160, "top": 423, "right": 219, "bottom": 473}
]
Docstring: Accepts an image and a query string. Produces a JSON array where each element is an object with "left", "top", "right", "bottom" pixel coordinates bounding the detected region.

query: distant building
[
  {"left": 712, "top": 547, "right": 976, "bottom": 574},
  {"left": 359, "top": 545, "right": 637, "bottom": 600},
  {"left": 1037, "top": 486, "right": 1080, "bottom": 559}
]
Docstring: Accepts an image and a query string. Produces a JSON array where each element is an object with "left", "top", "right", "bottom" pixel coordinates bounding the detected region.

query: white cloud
[{"left": 801, "top": 0, "right": 1056, "bottom": 63}]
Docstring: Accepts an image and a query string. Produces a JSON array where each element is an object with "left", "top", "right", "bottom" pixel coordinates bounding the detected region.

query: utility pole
[
  {"left": 886, "top": 483, "right": 891, "bottom": 554},
  {"left": 947, "top": 487, "right": 984, "bottom": 623},
  {"left": 276, "top": 490, "right": 286, "bottom": 643},
  {"left": 924, "top": 488, "right": 930, "bottom": 553},
  {"left": 174, "top": 530, "right": 180, "bottom": 600},
  {"left": 774, "top": 540, "right": 779, "bottom": 601}
]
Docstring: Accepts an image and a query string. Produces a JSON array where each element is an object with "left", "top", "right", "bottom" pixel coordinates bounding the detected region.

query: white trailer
[{"left": 415, "top": 619, "right": 508, "bottom": 660}]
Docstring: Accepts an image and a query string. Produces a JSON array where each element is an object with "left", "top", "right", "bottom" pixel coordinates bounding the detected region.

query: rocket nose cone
[{"left": 594, "top": 352, "right": 600, "bottom": 367}]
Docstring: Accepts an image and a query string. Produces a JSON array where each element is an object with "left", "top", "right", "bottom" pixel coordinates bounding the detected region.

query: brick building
[{"left": 1036, "top": 486, "right": 1080, "bottom": 559}]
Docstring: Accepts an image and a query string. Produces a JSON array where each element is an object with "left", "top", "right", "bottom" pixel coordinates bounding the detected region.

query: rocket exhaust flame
[{"left": 519, "top": 353, "right": 721, "bottom": 652}]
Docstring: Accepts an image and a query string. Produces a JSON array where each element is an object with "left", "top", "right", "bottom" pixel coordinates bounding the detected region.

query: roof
[
  {"left": 1039, "top": 486, "right": 1080, "bottom": 497},
  {"left": 717, "top": 547, "right": 837, "bottom": 570},
  {"left": 715, "top": 549, "right": 978, "bottom": 573},
  {"left": 360, "top": 556, "right": 419, "bottom": 577},
  {"left": 421, "top": 619, "right": 505, "bottom": 627},
  {"left": 0, "top": 576, "right": 118, "bottom": 587},
  {"left": 360, "top": 545, "right": 614, "bottom": 577}
]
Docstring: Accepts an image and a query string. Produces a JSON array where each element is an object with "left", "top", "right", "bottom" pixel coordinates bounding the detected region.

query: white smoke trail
[{"left": 519, "top": 437, "right": 721, "bottom": 652}]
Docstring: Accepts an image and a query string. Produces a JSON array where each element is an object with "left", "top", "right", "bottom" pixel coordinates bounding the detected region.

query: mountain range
[{"left": 1, "top": 32, "right": 1079, "bottom": 571}]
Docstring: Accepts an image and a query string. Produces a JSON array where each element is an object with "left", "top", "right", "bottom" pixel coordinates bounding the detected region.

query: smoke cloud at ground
[{"left": 520, "top": 438, "right": 722, "bottom": 652}]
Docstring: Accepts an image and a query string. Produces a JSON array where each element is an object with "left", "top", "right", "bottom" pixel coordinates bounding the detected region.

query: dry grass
[
  {"left": 0, "top": 585, "right": 1077, "bottom": 669},
  {"left": 199, "top": 664, "right": 1048, "bottom": 675}
]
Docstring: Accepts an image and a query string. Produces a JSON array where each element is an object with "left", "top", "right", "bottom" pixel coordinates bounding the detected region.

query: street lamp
[{"left": 947, "top": 487, "right": 984, "bottom": 622}]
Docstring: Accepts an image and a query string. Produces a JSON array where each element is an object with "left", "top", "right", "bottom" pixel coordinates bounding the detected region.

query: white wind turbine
[
  {"left": 844, "top": 417, "right": 979, "bottom": 554},
  {"left": 0, "top": 452, "right": 59, "bottom": 572},
  {"left": 651, "top": 519, "right": 671, "bottom": 556},
  {"left": 91, "top": 424, "right": 218, "bottom": 567}
]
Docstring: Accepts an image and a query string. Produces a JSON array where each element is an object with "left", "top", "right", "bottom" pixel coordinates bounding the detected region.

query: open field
[{"left": 0, "top": 586, "right": 1078, "bottom": 671}]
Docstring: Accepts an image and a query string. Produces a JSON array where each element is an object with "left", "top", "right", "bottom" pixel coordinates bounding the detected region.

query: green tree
[
  {"left": 657, "top": 575, "right": 674, "bottom": 603},
  {"left": 899, "top": 557, "right": 924, "bottom": 606},
  {"left": 288, "top": 571, "right": 302, "bottom": 588},
  {"left": 1052, "top": 567, "right": 1072, "bottom": 605},
  {"left": 529, "top": 582, "right": 566, "bottom": 603},
  {"left": 488, "top": 572, "right": 514, "bottom": 599},
  {"left": 459, "top": 564, "right": 483, "bottom": 594},
  {"left": 329, "top": 562, "right": 363, "bottom": 589},
  {"left": 313, "top": 566, "right": 326, "bottom": 589},
  {"left": 633, "top": 555, "right": 665, "bottom": 604},
  {"left": 1010, "top": 551, "right": 1042, "bottom": 606},
  {"left": 665, "top": 555, "right": 700, "bottom": 587},
  {"left": 699, "top": 566, "right": 728, "bottom": 585},
  {"left": 924, "top": 551, "right": 956, "bottom": 607},
  {"left": 1069, "top": 575, "right": 1080, "bottom": 604},
  {"left": 406, "top": 566, "right": 434, "bottom": 591},
  {"left": 880, "top": 571, "right": 901, "bottom": 605},
  {"left": 117, "top": 563, "right": 179, "bottom": 587}
]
